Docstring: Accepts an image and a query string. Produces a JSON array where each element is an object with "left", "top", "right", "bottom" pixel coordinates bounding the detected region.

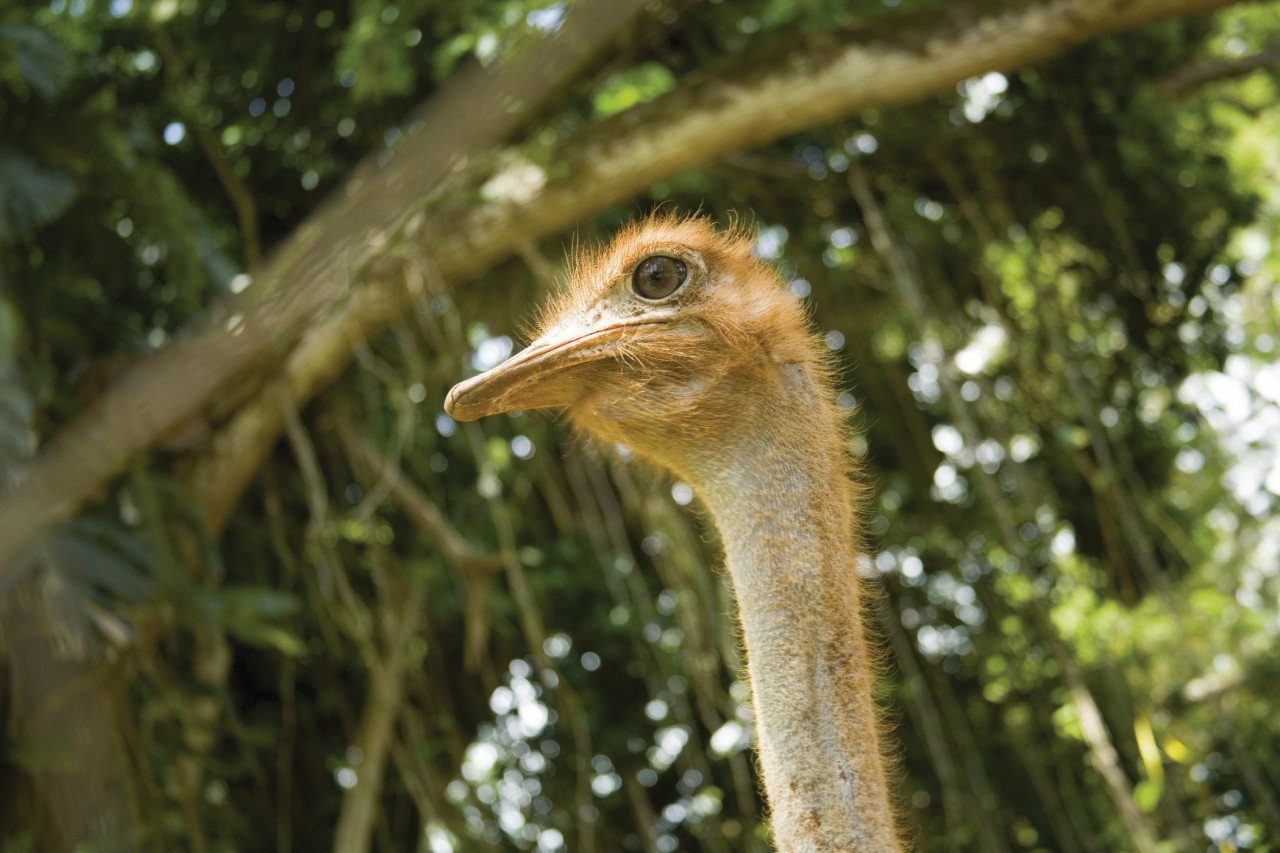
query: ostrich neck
[{"left": 691, "top": 395, "right": 900, "bottom": 852}]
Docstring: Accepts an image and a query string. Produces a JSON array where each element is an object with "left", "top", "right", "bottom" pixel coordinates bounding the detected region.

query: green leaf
[
  {"left": 0, "top": 25, "right": 75, "bottom": 100},
  {"left": 1, "top": 830, "right": 35, "bottom": 853},
  {"left": 1133, "top": 779, "right": 1163, "bottom": 813},
  {"left": 216, "top": 585, "right": 302, "bottom": 620},
  {"left": 48, "top": 533, "right": 153, "bottom": 603},
  {"left": 0, "top": 146, "right": 77, "bottom": 243},
  {"left": 592, "top": 62, "right": 677, "bottom": 117},
  {"left": 208, "top": 585, "right": 306, "bottom": 655},
  {"left": 232, "top": 624, "right": 308, "bottom": 657}
]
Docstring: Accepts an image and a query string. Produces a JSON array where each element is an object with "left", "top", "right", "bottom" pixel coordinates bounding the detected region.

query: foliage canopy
[{"left": 2, "top": 1, "right": 1280, "bottom": 851}]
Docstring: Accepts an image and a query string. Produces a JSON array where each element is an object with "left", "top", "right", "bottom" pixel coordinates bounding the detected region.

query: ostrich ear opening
[{"left": 444, "top": 318, "right": 672, "bottom": 421}]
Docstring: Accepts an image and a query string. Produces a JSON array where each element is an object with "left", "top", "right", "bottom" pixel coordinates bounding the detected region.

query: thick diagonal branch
[{"left": 0, "top": 0, "right": 1241, "bottom": 570}]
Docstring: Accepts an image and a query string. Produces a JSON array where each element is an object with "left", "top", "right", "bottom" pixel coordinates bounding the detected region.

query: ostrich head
[{"left": 445, "top": 214, "right": 829, "bottom": 477}]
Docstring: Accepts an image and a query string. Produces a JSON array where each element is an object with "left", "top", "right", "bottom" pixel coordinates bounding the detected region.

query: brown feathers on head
[
  {"left": 445, "top": 212, "right": 841, "bottom": 473},
  {"left": 533, "top": 214, "right": 754, "bottom": 337},
  {"left": 551, "top": 214, "right": 822, "bottom": 370}
]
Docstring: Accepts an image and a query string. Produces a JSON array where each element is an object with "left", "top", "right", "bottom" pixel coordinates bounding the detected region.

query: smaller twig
[
  {"left": 516, "top": 241, "right": 558, "bottom": 288},
  {"left": 262, "top": 474, "right": 298, "bottom": 853},
  {"left": 328, "top": 410, "right": 503, "bottom": 577},
  {"left": 1155, "top": 44, "right": 1280, "bottom": 98},
  {"left": 331, "top": 549, "right": 424, "bottom": 853},
  {"left": 152, "top": 30, "right": 261, "bottom": 269},
  {"left": 330, "top": 407, "right": 502, "bottom": 671},
  {"left": 280, "top": 391, "right": 373, "bottom": 652}
]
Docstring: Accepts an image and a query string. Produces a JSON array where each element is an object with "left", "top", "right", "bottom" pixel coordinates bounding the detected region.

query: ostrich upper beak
[{"left": 445, "top": 315, "right": 672, "bottom": 421}]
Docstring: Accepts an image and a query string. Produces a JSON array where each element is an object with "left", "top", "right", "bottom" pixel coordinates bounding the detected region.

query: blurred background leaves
[{"left": 3, "top": 0, "right": 1280, "bottom": 852}]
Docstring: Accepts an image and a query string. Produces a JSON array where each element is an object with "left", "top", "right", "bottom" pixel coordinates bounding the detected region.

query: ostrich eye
[{"left": 631, "top": 256, "right": 687, "bottom": 300}]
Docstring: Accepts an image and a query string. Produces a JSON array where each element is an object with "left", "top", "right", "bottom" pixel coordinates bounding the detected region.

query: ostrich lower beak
[{"left": 445, "top": 317, "right": 670, "bottom": 421}]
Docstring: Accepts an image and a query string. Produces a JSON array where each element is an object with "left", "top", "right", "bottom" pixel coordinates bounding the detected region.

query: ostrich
[{"left": 446, "top": 214, "right": 902, "bottom": 852}]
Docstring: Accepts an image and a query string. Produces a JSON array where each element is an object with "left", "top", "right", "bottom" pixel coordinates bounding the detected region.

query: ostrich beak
[{"left": 445, "top": 316, "right": 671, "bottom": 421}]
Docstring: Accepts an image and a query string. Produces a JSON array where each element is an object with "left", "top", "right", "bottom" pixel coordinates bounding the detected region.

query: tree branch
[
  {"left": 0, "top": 0, "right": 1242, "bottom": 573},
  {"left": 1155, "top": 42, "right": 1280, "bottom": 98},
  {"left": 329, "top": 410, "right": 502, "bottom": 577},
  {"left": 0, "top": 0, "right": 650, "bottom": 570}
]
